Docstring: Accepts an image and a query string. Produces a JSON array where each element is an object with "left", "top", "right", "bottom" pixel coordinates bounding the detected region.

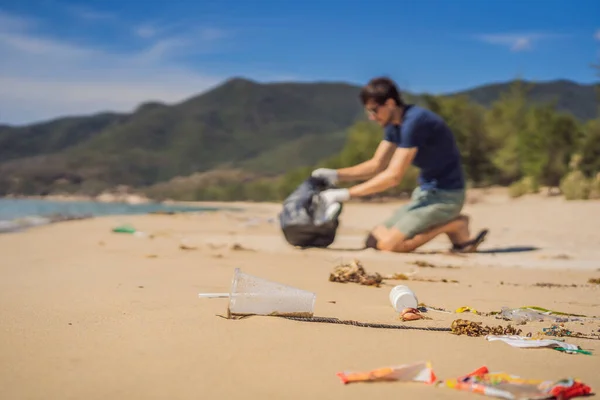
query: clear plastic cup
[{"left": 227, "top": 268, "right": 317, "bottom": 318}]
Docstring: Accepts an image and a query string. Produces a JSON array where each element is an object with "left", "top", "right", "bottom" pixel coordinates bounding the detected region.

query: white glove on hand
[
  {"left": 311, "top": 168, "right": 338, "bottom": 185},
  {"left": 319, "top": 188, "right": 351, "bottom": 205}
]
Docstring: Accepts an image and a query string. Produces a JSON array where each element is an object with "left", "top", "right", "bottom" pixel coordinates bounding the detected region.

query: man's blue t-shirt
[{"left": 383, "top": 104, "right": 465, "bottom": 191}]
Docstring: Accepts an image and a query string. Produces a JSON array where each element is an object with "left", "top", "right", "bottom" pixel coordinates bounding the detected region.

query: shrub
[
  {"left": 559, "top": 170, "right": 591, "bottom": 200},
  {"left": 588, "top": 173, "right": 600, "bottom": 200},
  {"left": 508, "top": 176, "right": 538, "bottom": 198},
  {"left": 508, "top": 180, "right": 528, "bottom": 198}
]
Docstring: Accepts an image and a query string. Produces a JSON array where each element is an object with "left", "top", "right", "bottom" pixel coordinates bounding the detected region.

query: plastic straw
[{"left": 198, "top": 293, "right": 229, "bottom": 298}]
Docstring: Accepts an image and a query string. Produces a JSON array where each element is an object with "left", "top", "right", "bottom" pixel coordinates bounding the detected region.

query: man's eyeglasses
[{"left": 365, "top": 105, "right": 379, "bottom": 116}]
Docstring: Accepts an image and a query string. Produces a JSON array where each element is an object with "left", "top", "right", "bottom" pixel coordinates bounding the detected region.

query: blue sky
[{"left": 1, "top": 0, "right": 599, "bottom": 125}]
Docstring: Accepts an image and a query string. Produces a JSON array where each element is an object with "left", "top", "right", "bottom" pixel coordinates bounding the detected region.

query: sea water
[{"left": 0, "top": 198, "right": 232, "bottom": 233}]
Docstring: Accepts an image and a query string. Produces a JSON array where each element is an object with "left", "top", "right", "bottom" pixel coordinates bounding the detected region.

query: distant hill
[
  {"left": 0, "top": 77, "right": 597, "bottom": 196},
  {"left": 446, "top": 79, "right": 598, "bottom": 122}
]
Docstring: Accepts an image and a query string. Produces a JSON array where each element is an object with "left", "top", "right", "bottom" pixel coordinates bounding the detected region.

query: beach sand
[{"left": 1, "top": 190, "right": 599, "bottom": 399}]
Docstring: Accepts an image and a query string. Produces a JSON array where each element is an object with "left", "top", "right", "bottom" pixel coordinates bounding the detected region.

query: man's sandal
[{"left": 451, "top": 229, "right": 489, "bottom": 253}]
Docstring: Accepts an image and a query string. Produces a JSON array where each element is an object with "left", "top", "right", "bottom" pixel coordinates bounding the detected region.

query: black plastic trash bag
[{"left": 279, "top": 176, "right": 343, "bottom": 248}]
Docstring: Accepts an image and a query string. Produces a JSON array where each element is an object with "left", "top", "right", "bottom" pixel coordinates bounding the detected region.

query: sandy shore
[{"left": 1, "top": 191, "right": 599, "bottom": 399}]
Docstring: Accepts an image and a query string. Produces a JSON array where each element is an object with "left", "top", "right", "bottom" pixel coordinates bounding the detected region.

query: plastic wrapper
[
  {"left": 442, "top": 366, "right": 592, "bottom": 399},
  {"left": 336, "top": 361, "right": 436, "bottom": 385}
]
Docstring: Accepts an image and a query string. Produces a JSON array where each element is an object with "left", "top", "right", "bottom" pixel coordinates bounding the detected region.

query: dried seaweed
[
  {"left": 413, "top": 277, "right": 460, "bottom": 283},
  {"left": 410, "top": 260, "right": 460, "bottom": 269},
  {"left": 384, "top": 273, "right": 410, "bottom": 280},
  {"left": 329, "top": 259, "right": 383, "bottom": 287},
  {"left": 533, "top": 282, "right": 578, "bottom": 288},
  {"left": 450, "top": 319, "right": 522, "bottom": 337}
]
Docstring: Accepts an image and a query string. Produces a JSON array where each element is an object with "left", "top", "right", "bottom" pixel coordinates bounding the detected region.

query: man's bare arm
[
  {"left": 336, "top": 141, "right": 396, "bottom": 182},
  {"left": 348, "top": 147, "right": 417, "bottom": 197}
]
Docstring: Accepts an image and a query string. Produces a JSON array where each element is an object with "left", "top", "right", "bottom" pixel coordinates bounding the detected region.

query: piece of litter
[
  {"left": 456, "top": 306, "right": 478, "bottom": 314},
  {"left": 486, "top": 335, "right": 589, "bottom": 355},
  {"left": 337, "top": 361, "right": 436, "bottom": 385},
  {"left": 441, "top": 365, "right": 592, "bottom": 399},
  {"left": 400, "top": 308, "right": 429, "bottom": 321},
  {"left": 198, "top": 293, "right": 230, "bottom": 299}
]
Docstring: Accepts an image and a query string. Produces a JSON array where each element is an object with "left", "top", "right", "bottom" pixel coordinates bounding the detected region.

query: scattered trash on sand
[
  {"left": 329, "top": 259, "right": 383, "bottom": 286},
  {"left": 337, "top": 361, "right": 436, "bottom": 385},
  {"left": 441, "top": 365, "right": 592, "bottom": 399},
  {"left": 589, "top": 278, "right": 600, "bottom": 284},
  {"left": 418, "top": 305, "right": 594, "bottom": 325},
  {"left": 336, "top": 362, "right": 593, "bottom": 399}
]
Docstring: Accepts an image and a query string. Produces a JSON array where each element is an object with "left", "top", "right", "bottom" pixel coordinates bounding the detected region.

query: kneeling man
[{"left": 313, "top": 77, "right": 488, "bottom": 253}]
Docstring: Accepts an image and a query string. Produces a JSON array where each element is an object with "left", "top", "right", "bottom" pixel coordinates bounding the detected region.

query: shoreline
[
  {"left": 0, "top": 185, "right": 537, "bottom": 206},
  {"left": 0, "top": 197, "right": 241, "bottom": 234}
]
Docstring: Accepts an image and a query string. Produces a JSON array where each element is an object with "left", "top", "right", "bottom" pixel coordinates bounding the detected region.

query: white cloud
[
  {"left": 474, "top": 32, "right": 564, "bottom": 52},
  {"left": 0, "top": 10, "right": 229, "bottom": 125},
  {"left": 135, "top": 25, "right": 158, "bottom": 38},
  {"left": 0, "top": 31, "right": 96, "bottom": 58},
  {"left": 0, "top": 10, "right": 35, "bottom": 31},
  {"left": 199, "top": 27, "right": 229, "bottom": 42},
  {"left": 68, "top": 5, "right": 116, "bottom": 21}
]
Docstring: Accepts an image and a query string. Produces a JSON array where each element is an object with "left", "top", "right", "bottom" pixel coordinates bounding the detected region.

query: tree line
[{"left": 146, "top": 79, "right": 600, "bottom": 202}]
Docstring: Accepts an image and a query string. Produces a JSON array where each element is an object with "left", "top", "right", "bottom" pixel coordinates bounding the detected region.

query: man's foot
[{"left": 451, "top": 229, "right": 489, "bottom": 253}]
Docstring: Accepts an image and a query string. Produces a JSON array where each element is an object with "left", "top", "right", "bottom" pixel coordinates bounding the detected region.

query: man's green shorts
[{"left": 382, "top": 186, "right": 466, "bottom": 239}]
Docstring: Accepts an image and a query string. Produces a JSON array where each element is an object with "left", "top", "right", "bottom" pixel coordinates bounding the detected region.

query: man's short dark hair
[{"left": 359, "top": 77, "right": 404, "bottom": 107}]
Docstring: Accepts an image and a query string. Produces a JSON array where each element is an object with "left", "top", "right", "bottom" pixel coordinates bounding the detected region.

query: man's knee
[
  {"left": 365, "top": 227, "right": 412, "bottom": 252},
  {"left": 378, "top": 237, "right": 415, "bottom": 252},
  {"left": 454, "top": 214, "right": 469, "bottom": 224}
]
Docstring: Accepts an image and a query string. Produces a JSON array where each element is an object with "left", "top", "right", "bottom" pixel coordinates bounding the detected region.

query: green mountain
[
  {"left": 446, "top": 79, "right": 598, "bottom": 122},
  {"left": 0, "top": 77, "right": 597, "bottom": 196}
]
